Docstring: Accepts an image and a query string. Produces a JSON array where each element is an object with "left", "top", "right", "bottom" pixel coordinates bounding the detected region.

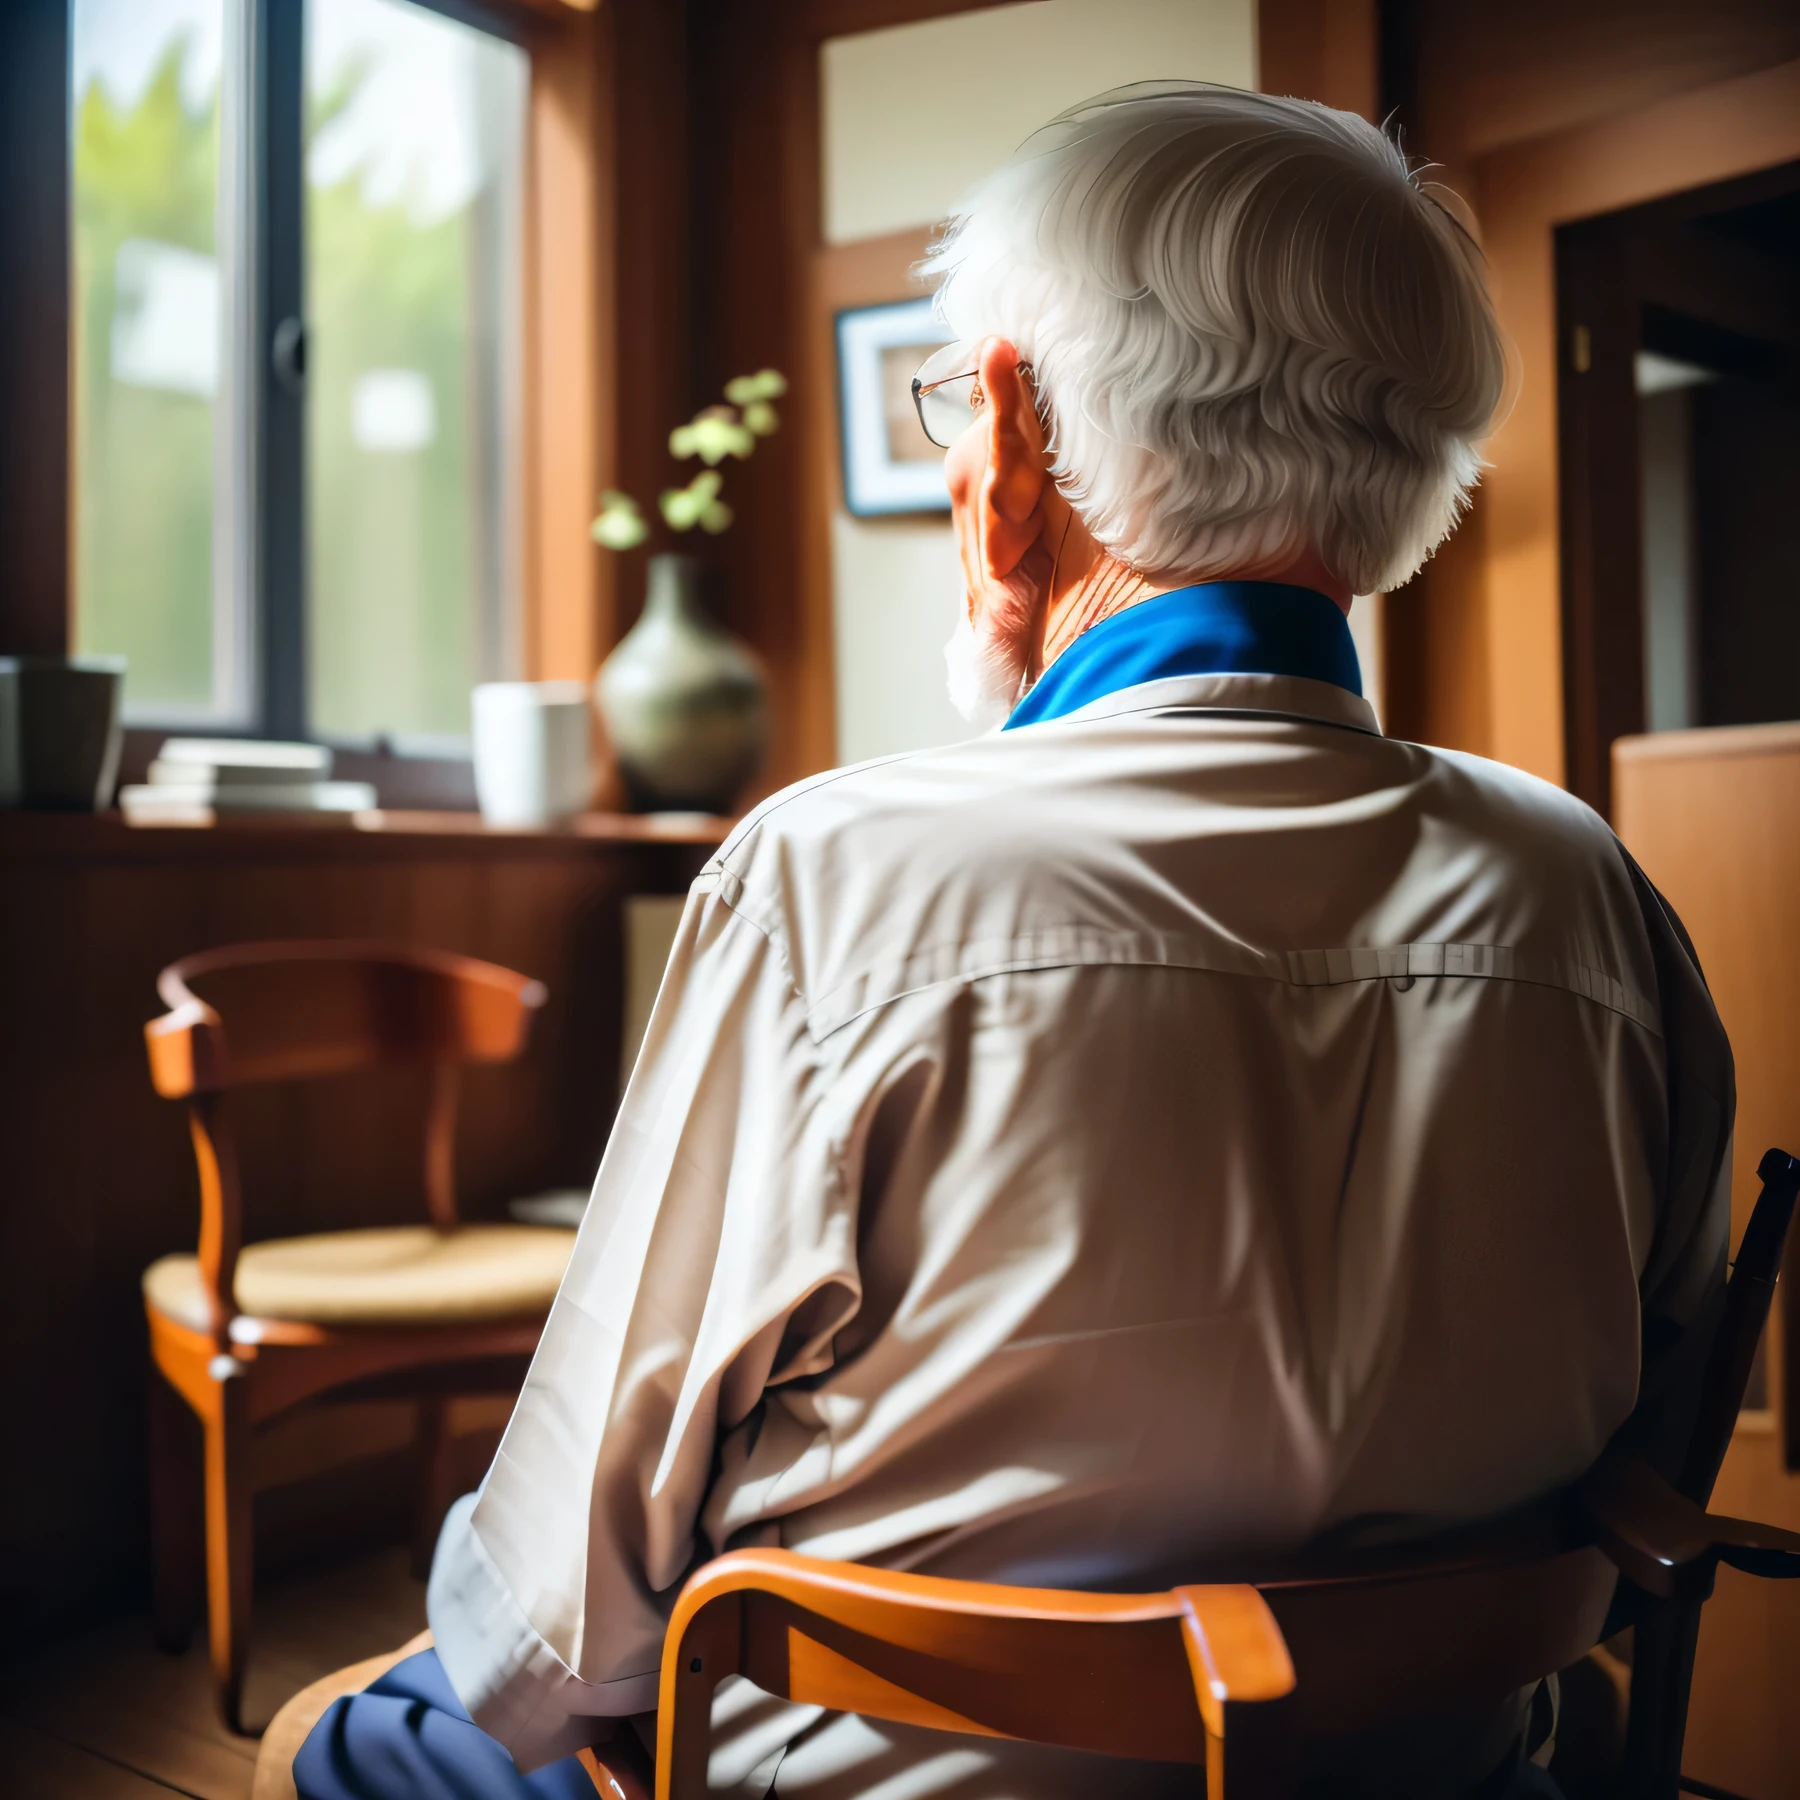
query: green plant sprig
[{"left": 590, "top": 369, "right": 787, "bottom": 553}]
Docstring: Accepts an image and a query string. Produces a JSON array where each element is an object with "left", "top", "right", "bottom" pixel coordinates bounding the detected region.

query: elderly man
[{"left": 296, "top": 82, "right": 1730, "bottom": 1800}]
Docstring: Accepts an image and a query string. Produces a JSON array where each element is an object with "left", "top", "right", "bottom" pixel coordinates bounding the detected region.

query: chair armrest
[
  {"left": 1173, "top": 1586, "right": 1299, "bottom": 1796},
  {"left": 1582, "top": 1454, "right": 1800, "bottom": 1596},
  {"left": 1718, "top": 1540, "right": 1800, "bottom": 1580},
  {"left": 656, "top": 1548, "right": 1281, "bottom": 1781},
  {"left": 1172, "top": 1586, "right": 1296, "bottom": 1737}
]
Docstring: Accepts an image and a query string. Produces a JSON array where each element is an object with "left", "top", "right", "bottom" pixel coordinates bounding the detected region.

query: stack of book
[{"left": 119, "top": 739, "right": 378, "bottom": 827}]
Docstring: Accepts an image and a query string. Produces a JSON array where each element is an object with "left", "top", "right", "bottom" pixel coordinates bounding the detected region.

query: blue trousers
[{"left": 292, "top": 1648, "right": 597, "bottom": 1800}]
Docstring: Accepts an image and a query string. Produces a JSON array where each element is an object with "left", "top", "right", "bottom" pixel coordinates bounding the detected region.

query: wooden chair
[
  {"left": 142, "top": 939, "right": 574, "bottom": 1732},
  {"left": 258, "top": 1149, "right": 1800, "bottom": 1799},
  {"left": 599, "top": 1147, "right": 1800, "bottom": 1800}
]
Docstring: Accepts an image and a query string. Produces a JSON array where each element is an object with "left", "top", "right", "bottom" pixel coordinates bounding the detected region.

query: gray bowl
[{"left": 0, "top": 655, "right": 127, "bottom": 811}]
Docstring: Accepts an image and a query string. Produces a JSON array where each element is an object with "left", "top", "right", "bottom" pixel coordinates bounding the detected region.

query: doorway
[{"left": 1555, "top": 159, "right": 1800, "bottom": 816}]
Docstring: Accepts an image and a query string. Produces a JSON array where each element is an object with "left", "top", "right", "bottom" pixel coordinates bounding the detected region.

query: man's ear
[{"left": 977, "top": 337, "right": 1047, "bottom": 582}]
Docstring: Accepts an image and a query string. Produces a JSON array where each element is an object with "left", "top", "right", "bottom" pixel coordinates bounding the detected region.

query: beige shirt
[{"left": 429, "top": 671, "right": 1731, "bottom": 1794}]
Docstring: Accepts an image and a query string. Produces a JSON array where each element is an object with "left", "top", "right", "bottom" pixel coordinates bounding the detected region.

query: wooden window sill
[{"left": 0, "top": 808, "right": 731, "bottom": 863}]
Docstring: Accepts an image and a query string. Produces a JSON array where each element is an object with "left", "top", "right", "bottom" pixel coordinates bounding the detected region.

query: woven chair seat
[{"left": 143, "top": 1223, "right": 576, "bottom": 1329}]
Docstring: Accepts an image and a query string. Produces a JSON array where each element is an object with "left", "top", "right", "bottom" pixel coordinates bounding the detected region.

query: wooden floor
[{"left": 0, "top": 1548, "right": 426, "bottom": 1798}]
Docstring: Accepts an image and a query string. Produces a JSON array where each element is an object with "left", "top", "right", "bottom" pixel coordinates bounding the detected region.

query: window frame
[
  {"left": 234, "top": 0, "right": 540, "bottom": 745},
  {"left": 67, "top": 0, "right": 556, "bottom": 756},
  {"left": 8, "top": 0, "right": 665, "bottom": 804}
]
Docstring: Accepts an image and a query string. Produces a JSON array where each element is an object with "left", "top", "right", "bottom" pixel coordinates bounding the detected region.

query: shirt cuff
[{"left": 426, "top": 1493, "right": 663, "bottom": 1771}]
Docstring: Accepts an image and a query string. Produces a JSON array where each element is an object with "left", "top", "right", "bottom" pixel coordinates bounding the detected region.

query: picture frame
[{"left": 835, "top": 297, "right": 958, "bottom": 517}]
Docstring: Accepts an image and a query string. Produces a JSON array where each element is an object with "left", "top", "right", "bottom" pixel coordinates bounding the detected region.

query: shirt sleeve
[{"left": 427, "top": 866, "right": 863, "bottom": 1770}]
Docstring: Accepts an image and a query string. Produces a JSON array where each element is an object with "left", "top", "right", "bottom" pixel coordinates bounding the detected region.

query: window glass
[
  {"left": 71, "top": 0, "right": 230, "bottom": 720},
  {"left": 305, "top": 0, "right": 527, "bottom": 748}
]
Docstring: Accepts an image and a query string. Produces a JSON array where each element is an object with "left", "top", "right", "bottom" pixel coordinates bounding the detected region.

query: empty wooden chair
[{"left": 142, "top": 940, "right": 574, "bottom": 1731}]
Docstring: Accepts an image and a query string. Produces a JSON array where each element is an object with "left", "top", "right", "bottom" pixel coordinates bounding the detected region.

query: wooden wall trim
[
  {"left": 1477, "top": 55, "right": 1800, "bottom": 233},
  {"left": 1552, "top": 216, "right": 1644, "bottom": 813},
  {"left": 809, "top": 228, "right": 940, "bottom": 525},
  {"left": 523, "top": 0, "right": 697, "bottom": 706},
  {"left": 1257, "top": 0, "right": 1379, "bottom": 117},
  {"left": 685, "top": 6, "right": 832, "bottom": 795},
  {"left": 676, "top": 0, "right": 1060, "bottom": 797},
  {"left": 1472, "top": 55, "right": 1800, "bottom": 788},
  {"left": 1409, "top": 0, "right": 1800, "bottom": 171},
  {"left": 782, "top": 27, "right": 842, "bottom": 790},
  {"left": 517, "top": 0, "right": 696, "bottom": 703},
  {"left": 523, "top": 10, "right": 606, "bottom": 684},
  {"left": 602, "top": 0, "right": 693, "bottom": 652},
  {"left": 0, "top": 0, "right": 71, "bottom": 656},
  {"left": 800, "top": 0, "right": 1023, "bottom": 38}
]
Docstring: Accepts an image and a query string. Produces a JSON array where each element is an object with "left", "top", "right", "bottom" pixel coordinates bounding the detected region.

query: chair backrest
[
  {"left": 652, "top": 1527, "right": 1619, "bottom": 1800},
  {"left": 145, "top": 939, "right": 546, "bottom": 1097},
  {"left": 649, "top": 1155, "right": 1800, "bottom": 1800},
  {"left": 1681, "top": 1146, "right": 1800, "bottom": 1499},
  {"left": 144, "top": 942, "right": 547, "bottom": 1323}
]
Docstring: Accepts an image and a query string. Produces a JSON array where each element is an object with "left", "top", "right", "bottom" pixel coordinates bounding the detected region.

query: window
[
  {"left": 71, "top": 0, "right": 527, "bottom": 750},
  {"left": 71, "top": 0, "right": 227, "bottom": 720}
]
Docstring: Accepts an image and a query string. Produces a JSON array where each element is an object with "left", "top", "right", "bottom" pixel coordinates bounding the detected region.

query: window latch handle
[{"left": 271, "top": 316, "right": 308, "bottom": 397}]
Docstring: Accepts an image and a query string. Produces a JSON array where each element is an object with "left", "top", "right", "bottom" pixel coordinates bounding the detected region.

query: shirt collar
[
  {"left": 1003, "top": 581, "right": 1364, "bottom": 732},
  {"left": 1034, "top": 669, "right": 1382, "bottom": 737}
]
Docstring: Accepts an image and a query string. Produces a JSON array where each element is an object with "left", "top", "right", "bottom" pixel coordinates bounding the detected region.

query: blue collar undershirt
[{"left": 1003, "top": 581, "right": 1361, "bottom": 730}]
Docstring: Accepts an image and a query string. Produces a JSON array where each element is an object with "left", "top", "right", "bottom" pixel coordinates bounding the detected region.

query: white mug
[{"left": 471, "top": 682, "right": 594, "bottom": 828}]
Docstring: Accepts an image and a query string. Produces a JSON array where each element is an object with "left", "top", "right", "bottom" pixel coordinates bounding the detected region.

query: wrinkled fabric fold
[{"left": 292, "top": 1649, "right": 595, "bottom": 1800}]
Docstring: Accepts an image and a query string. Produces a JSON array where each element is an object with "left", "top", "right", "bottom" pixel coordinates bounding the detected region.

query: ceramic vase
[{"left": 596, "top": 555, "right": 768, "bottom": 813}]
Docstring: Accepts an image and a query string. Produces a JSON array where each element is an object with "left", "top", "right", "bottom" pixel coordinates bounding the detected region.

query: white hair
[{"left": 923, "top": 82, "right": 1507, "bottom": 594}]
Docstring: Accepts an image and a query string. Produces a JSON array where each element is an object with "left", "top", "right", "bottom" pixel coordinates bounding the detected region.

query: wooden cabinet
[
  {"left": 1614, "top": 722, "right": 1800, "bottom": 1797},
  {"left": 0, "top": 810, "right": 717, "bottom": 1637}
]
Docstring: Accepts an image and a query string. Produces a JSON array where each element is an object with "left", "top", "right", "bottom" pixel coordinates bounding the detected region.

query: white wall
[
  {"left": 822, "top": 0, "right": 1258, "bottom": 768},
  {"left": 822, "top": 0, "right": 1257, "bottom": 246},
  {"left": 831, "top": 512, "right": 974, "bottom": 764}
]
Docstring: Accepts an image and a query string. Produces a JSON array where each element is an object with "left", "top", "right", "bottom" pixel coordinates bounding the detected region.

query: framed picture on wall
[{"left": 836, "top": 298, "right": 957, "bottom": 517}]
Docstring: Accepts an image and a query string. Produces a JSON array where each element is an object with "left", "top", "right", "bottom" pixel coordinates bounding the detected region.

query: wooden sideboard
[
  {"left": 1613, "top": 722, "right": 1800, "bottom": 1797},
  {"left": 0, "top": 809, "right": 721, "bottom": 1636}
]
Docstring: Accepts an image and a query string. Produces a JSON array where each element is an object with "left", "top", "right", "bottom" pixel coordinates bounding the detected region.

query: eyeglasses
[{"left": 911, "top": 341, "right": 1036, "bottom": 449}]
